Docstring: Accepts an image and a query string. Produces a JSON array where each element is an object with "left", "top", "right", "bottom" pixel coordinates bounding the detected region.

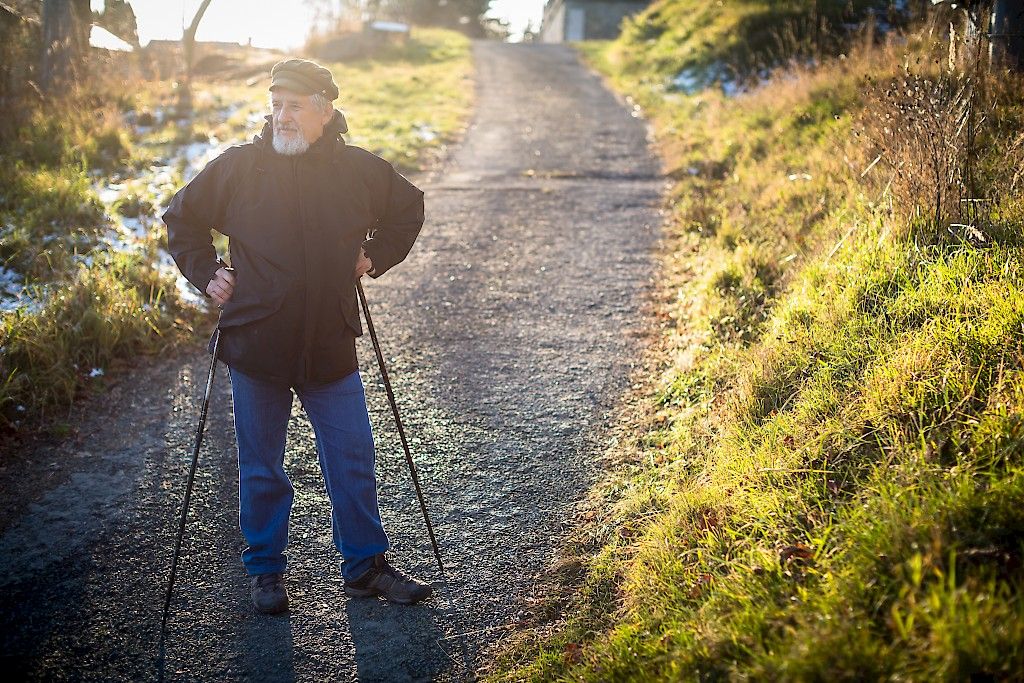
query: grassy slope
[
  {"left": 0, "top": 28, "right": 472, "bottom": 430},
  {"left": 493, "top": 1, "right": 1024, "bottom": 680}
]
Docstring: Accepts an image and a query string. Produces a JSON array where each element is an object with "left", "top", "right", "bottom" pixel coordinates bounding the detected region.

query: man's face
[{"left": 270, "top": 89, "right": 332, "bottom": 154}]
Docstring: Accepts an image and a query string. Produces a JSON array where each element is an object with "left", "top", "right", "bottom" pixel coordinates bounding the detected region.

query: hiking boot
[
  {"left": 250, "top": 572, "right": 288, "bottom": 614},
  {"left": 344, "top": 554, "right": 433, "bottom": 605}
]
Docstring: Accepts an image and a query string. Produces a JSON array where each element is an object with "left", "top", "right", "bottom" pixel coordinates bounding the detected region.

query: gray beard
[{"left": 272, "top": 129, "right": 309, "bottom": 155}]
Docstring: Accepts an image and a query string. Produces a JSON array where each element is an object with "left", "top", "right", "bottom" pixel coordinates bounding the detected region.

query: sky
[
  {"left": 103, "top": 1, "right": 547, "bottom": 49},
  {"left": 486, "top": 0, "right": 547, "bottom": 39}
]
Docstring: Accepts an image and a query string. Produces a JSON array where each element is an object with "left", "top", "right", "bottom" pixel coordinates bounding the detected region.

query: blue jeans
[{"left": 228, "top": 367, "right": 389, "bottom": 581}]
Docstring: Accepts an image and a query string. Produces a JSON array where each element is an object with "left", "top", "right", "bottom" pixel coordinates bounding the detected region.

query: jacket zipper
[{"left": 293, "top": 156, "right": 315, "bottom": 381}]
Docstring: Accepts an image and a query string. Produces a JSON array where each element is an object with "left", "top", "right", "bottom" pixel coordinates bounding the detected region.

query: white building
[{"left": 540, "top": 0, "right": 651, "bottom": 43}]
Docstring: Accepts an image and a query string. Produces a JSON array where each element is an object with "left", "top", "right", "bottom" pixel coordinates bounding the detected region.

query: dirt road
[{"left": 0, "top": 42, "right": 662, "bottom": 681}]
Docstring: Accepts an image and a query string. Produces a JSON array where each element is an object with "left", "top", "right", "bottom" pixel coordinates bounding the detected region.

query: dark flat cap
[{"left": 270, "top": 58, "right": 339, "bottom": 100}]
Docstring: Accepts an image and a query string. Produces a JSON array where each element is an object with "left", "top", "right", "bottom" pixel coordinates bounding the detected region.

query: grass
[
  {"left": 490, "top": 1, "right": 1024, "bottom": 680},
  {"left": 335, "top": 28, "right": 474, "bottom": 168},
  {"left": 127, "top": 27, "right": 473, "bottom": 175},
  {"left": 0, "top": 27, "right": 473, "bottom": 430},
  {"left": 610, "top": 0, "right": 903, "bottom": 94}
]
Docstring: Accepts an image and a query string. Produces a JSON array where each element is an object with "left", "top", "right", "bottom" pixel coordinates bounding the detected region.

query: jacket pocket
[
  {"left": 219, "top": 287, "right": 287, "bottom": 329},
  {"left": 339, "top": 286, "right": 363, "bottom": 337}
]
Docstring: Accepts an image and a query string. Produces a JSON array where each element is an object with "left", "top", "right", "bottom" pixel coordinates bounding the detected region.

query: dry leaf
[
  {"left": 779, "top": 544, "right": 814, "bottom": 565},
  {"left": 563, "top": 643, "right": 583, "bottom": 664}
]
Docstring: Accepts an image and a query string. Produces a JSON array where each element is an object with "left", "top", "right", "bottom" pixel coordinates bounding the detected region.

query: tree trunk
[
  {"left": 39, "top": 0, "right": 90, "bottom": 93},
  {"left": 177, "top": 0, "right": 215, "bottom": 116}
]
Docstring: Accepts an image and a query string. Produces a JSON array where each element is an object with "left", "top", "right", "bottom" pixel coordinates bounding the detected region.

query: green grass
[
  {"left": 335, "top": 27, "right": 474, "bottom": 168},
  {"left": 0, "top": 253, "right": 189, "bottom": 422},
  {"left": 0, "top": 27, "right": 473, "bottom": 430},
  {"left": 491, "top": 1, "right": 1024, "bottom": 680},
  {"left": 0, "top": 163, "right": 106, "bottom": 280}
]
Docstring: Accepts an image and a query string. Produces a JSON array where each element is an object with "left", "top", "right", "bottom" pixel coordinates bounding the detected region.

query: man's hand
[
  {"left": 206, "top": 267, "right": 236, "bottom": 306},
  {"left": 354, "top": 248, "right": 375, "bottom": 278}
]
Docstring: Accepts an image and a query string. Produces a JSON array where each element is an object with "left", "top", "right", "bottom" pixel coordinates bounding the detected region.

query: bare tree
[
  {"left": 39, "top": 0, "right": 90, "bottom": 93},
  {"left": 178, "top": 0, "right": 215, "bottom": 115},
  {"left": 93, "top": 0, "right": 139, "bottom": 48}
]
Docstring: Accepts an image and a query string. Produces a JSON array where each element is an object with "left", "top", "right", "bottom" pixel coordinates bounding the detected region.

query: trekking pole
[
  {"left": 158, "top": 309, "right": 225, "bottom": 670},
  {"left": 356, "top": 279, "right": 444, "bottom": 576},
  {"left": 357, "top": 280, "right": 471, "bottom": 676}
]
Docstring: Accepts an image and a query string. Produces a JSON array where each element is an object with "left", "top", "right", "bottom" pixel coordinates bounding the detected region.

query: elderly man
[{"left": 164, "top": 58, "right": 430, "bottom": 614}]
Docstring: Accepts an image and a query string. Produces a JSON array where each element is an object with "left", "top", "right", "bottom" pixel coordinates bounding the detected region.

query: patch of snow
[
  {"left": 222, "top": 102, "right": 244, "bottom": 119},
  {"left": 414, "top": 124, "right": 437, "bottom": 143},
  {"left": 157, "top": 249, "right": 177, "bottom": 270},
  {"left": 841, "top": 3, "right": 911, "bottom": 40},
  {"left": 177, "top": 136, "right": 226, "bottom": 182},
  {"left": 145, "top": 164, "right": 178, "bottom": 216},
  {"left": 179, "top": 140, "right": 212, "bottom": 163},
  {"left": 148, "top": 165, "right": 176, "bottom": 187},
  {"left": 672, "top": 67, "right": 705, "bottom": 94},
  {"left": 0, "top": 265, "right": 37, "bottom": 313},
  {"left": 720, "top": 79, "right": 743, "bottom": 97},
  {"left": 175, "top": 271, "right": 209, "bottom": 310},
  {"left": 98, "top": 184, "right": 126, "bottom": 204},
  {"left": 121, "top": 216, "right": 147, "bottom": 240},
  {"left": 671, "top": 61, "right": 754, "bottom": 98},
  {"left": 0, "top": 283, "right": 49, "bottom": 314},
  {"left": 0, "top": 265, "right": 23, "bottom": 298},
  {"left": 874, "top": 16, "right": 896, "bottom": 34}
]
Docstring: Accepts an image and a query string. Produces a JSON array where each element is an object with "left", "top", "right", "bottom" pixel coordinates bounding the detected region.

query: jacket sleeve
[
  {"left": 360, "top": 162, "right": 425, "bottom": 278},
  {"left": 162, "top": 147, "right": 243, "bottom": 294}
]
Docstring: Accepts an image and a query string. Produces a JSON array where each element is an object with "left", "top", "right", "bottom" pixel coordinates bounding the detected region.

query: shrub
[{"left": 0, "top": 254, "right": 191, "bottom": 426}]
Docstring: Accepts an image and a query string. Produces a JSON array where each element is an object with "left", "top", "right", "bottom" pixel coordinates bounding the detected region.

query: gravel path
[{"left": 0, "top": 42, "right": 662, "bottom": 681}]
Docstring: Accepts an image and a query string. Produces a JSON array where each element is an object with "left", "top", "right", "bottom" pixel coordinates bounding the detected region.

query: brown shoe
[
  {"left": 344, "top": 554, "right": 433, "bottom": 605},
  {"left": 250, "top": 572, "right": 289, "bottom": 614}
]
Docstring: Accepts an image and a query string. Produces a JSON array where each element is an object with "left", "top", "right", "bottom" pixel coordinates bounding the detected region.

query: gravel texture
[{"left": 0, "top": 42, "right": 662, "bottom": 681}]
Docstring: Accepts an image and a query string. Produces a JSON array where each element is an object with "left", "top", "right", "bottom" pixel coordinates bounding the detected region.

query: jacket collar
[{"left": 255, "top": 109, "right": 348, "bottom": 158}]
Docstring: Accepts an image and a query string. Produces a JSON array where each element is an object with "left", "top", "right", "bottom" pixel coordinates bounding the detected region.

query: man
[{"left": 164, "top": 58, "right": 431, "bottom": 614}]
